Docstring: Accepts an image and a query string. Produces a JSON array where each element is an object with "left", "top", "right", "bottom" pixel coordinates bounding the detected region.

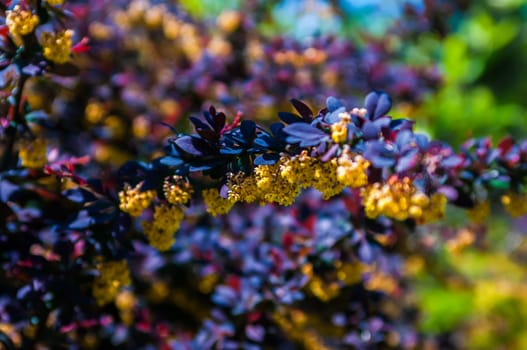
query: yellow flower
[
  {"left": 116, "top": 290, "right": 136, "bottom": 326},
  {"left": 163, "top": 176, "right": 193, "bottom": 205},
  {"left": 92, "top": 260, "right": 131, "bottom": 306},
  {"left": 46, "top": 0, "right": 65, "bottom": 5},
  {"left": 362, "top": 176, "right": 446, "bottom": 223},
  {"left": 141, "top": 204, "right": 184, "bottom": 251},
  {"left": 41, "top": 29, "right": 74, "bottom": 64},
  {"left": 18, "top": 139, "right": 47, "bottom": 168},
  {"left": 0, "top": 323, "right": 21, "bottom": 347},
  {"left": 227, "top": 172, "right": 260, "bottom": 203},
  {"left": 446, "top": 228, "right": 476, "bottom": 254},
  {"left": 501, "top": 191, "right": 527, "bottom": 218},
  {"left": 144, "top": 4, "right": 165, "bottom": 29},
  {"left": 330, "top": 112, "right": 351, "bottom": 144},
  {"left": 6, "top": 5, "right": 40, "bottom": 37},
  {"left": 307, "top": 276, "right": 340, "bottom": 302},
  {"left": 336, "top": 147, "right": 370, "bottom": 188},
  {"left": 467, "top": 201, "right": 490, "bottom": 224},
  {"left": 254, "top": 161, "right": 300, "bottom": 205},
  {"left": 217, "top": 10, "right": 242, "bottom": 33},
  {"left": 162, "top": 14, "right": 181, "bottom": 40},
  {"left": 85, "top": 101, "right": 106, "bottom": 124},
  {"left": 420, "top": 193, "right": 447, "bottom": 224},
  {"left": 202, "top": 188, "right": 235, "bottom": 216},
  {"left": 118, "top": 182, "right": 156, "bottom": 217},
  {"left": 364, "top": 271, "right": 398, "bottom": 294},
  {"left": 312, "top": 158, "right": 345, "bottom": 200},
  {"left": 279, "top": 151, "right": 316, "bottom": 188}
]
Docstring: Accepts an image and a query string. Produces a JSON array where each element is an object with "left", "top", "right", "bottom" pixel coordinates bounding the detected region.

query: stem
[{"left": 1, "top": 74, "right": 29, "bottom": 171}]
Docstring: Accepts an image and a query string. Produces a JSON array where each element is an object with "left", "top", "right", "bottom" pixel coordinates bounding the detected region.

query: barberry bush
[{"left": 1, "top": 0, "right": 527, "bottom": 349}]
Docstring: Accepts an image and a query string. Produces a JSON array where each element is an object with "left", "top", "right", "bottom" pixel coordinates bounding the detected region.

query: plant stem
[{"left": 1, "top": 74, "right": 29, "bottom": 171}]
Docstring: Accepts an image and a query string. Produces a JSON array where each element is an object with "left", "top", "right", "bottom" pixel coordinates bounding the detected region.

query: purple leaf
[
  {"left": 240, "top": 120, "right": 256, "bottom": 140},
  {"left": 278, "top": 112, "right": 303, "bottom": 124},
  {"left": 326, "top": 96, "right": 343, "bottom": 112},
  {"left": 174, "top": 136, "right": 214, "bottom": 156},
  {"left": 290, "top": 98, "right": 313, "bottom": 121},
  {"left": 245, "top": 325, "right": 265, "bottom": 342},
  {"left": 364, "top": 91, "right": 392, "bottom": 120}
]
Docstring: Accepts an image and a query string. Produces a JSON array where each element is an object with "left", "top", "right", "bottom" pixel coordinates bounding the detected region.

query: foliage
[{"left": 1, "top": 1, "right": 527, "bottom": 349}]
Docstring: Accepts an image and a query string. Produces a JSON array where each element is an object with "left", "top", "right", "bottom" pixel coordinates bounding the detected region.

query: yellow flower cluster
[
  {"left": 311, "top": 158, "right": 346, "bottom": 199},
  {"left": 330, "top": 112, "right": 351, "bottom": 144},
  {"left": 446, "top": 228, "right": 476, "bottom": 254},
  {"left": 92, "top": 260, "right": 131, "bottom": 306},
  {"left": 163, "top": 176, "right": 193, "bottom": 205},
  {"left": 6, "top": 5, "right": 40, "bottom": 37},
  {"left": 272, "top": 48, "right": 327, "bottom": 66},
  {"left": 272, "top": 309, "right": 332, "bottom": 350},
  {"left": 364, "top": 271, "right": 398, "bottom": 295},
  {"left": 118, "top": 182, "right": 156, "bottom": 217},
  {"left": 227, "top": 172, "right": 260, "bottom": 203},
  {"left": 467, "top": 201, "right": 490, "bottom": 224},
  {"left": 202, "top": 188, "right": 235, "bottom": 216},
  {"left": 0, "top": 323, "right": 21, "bottom": 347},
  {"left": 362, "top": 176, "right": 447, "bottom": 223},
  {"left": 41, "top": 29, "right": 74, "bottom": 64},
  {"left": 280, "top": 153, "right": 345, "bottom": 200},
  {"left": 307, "top": 276, "right": 340, "bottom": 302},
  {"left": 336, "top": 147, "right": 370, "bottom": 188},
  {"left": 113, "top": 0, "right": 203, "bottom": 61},
  {"left": 279, "top": 151, "right": 316, "bottom": 189},
  {"left": 501, "top": 191, "right": 527, "bottom": 218},
  {"left": 216, "top": 10, "right": 242, "bottom": 33},
  {"left": 141, "top": 204, "right": 184, "bottom": 251},
  {"left": 254, "top": 161, "right": 301, "bottom": 205},
  {"left": 18, "top": 139, "right": 47, "bottom": 168},
  {"left": 46, "top": 0, "right": 65, "bottom": 5},
  {"left": 115, "top": 290, "right": 136, "bottom": 325},
  {"left": 335, "top": 261, "right": 366, "bottom": 285},
  {"left": 222, "top": 151, "right": 370, "bottom": 210}
]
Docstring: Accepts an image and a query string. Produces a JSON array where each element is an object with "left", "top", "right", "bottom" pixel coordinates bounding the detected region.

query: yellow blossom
[
  {"left": 446, "top": 228, "right": 476, "bottom": 254},
  {"left": 279, "top": 151, "right": 316, "bottom": 188},
  {"left": 118, "top": 182, "right": 156, "bottom": 217},
  {"left": 163, "top": 14, "right": 181, "bottom": 40},
  {"left": 41, "top": 29, "right": 74, "bottom": 64},
  {"left": 362, "top": 176, "right": 446, "bottom": 223},
  {"left": 18, "top": 138, "right": 47, "bottom": 168},
  {"left": 217, "top": 10, "right": 241, "bottom": 33},
  {"left": 116, "top": 290, "right": 136, "bottom": 325},
  {"left": 330, "top": 112, "right": 351, "bottom": 144},
  {"left": 467, "top": 201, "right": 490, "bottom": 224},
  {"left": 350, "top": 107, "right": 368, "bottom": 117},
  {"left": 46, "top": 0, "right": 65, "bottom": 5},
  {"left": 163, "top": 176, "right": 193, "bottom": 205},
  {"left": 364, "top": 271, "right": 398, "bottom": 294},
  {"left": 227, "top": 172, "right": 261, "bottom": 203},
  {"left": 501, "top": 191, "right": 527, "bottom": 218},
  {"left": 0, "top": 323, "right": 21, "bottom": 347},
  {"left": 336, "top": 147, "right": 370, "bottom": 188},
  {"left": 144, "top": 5, "right": 165, "bottom": 29},
  {"left": 85, "top": 101, "right": 106, "bottom": 124},
  {"left": 336, "top": 262, "right": 365, "bottom": 285},
  {"left": 202, "top": 188, "right": 235, "bottom": 216},
  {"left": 254, "top": 161, "right": 300, "bottom": 205},
  {"left": 312, "top": 159, "right": 345, "bottom": 199},
  {"left": 307, "top": 276, "right": 340, "bottom": 302},
  {"left": 6, "top": 5, "right": 40, "bottom": 37},
  {"left": 141, "top": 204, "right": 184, "bottom": 251},
  {"left": 92, "top": 260, "right": 131, "bottom": 306}
]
